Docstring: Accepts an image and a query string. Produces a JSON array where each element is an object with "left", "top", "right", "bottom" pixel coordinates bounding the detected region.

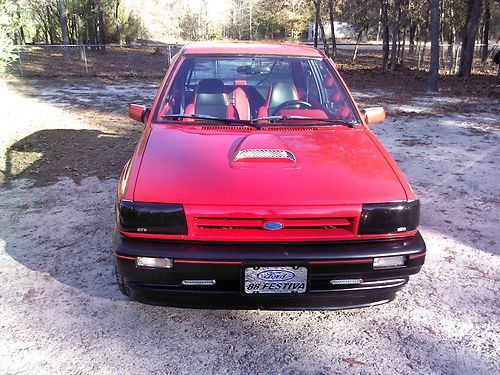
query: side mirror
[
  {"left": 129, "top": 104, "right": 150, "bottom": 123},
  {"left": 362, "top": 107, "right": 387, "bottom": 125}
]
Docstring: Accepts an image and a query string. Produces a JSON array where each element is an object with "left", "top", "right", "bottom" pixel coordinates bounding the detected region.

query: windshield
[{"left": 157, "top": 56, "right": 358, "bottom": 123}]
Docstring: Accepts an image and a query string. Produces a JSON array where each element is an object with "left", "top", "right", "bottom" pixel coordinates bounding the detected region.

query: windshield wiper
[
  {"left": 161, "top": 114, "right": 357, "bottom": 129},
  {"left": 252, "top": 115, "right": 357, "bottom": 128},
  {"left": 162, "top": 114, "right": 261, "bottom": 129}
]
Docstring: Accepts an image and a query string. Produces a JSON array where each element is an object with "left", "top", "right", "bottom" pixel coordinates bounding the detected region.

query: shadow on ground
[{"left": 3, "top": 129, "right": 138, "bottom": 187}]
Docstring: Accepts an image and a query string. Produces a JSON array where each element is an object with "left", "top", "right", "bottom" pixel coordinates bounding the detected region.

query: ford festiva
[{"left": 114, "top": 42, "right": 426, "bottom": 310}]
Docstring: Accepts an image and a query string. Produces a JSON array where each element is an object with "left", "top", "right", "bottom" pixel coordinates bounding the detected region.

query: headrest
[
  {"left": 324, "top": 75, "right": 335, "bottom": 88},
  {"left": 269, "top": 82, "right": 298, "bottom": 108},
  {"left": 197, "top": 79, "right": 225, "bottom": 94}
]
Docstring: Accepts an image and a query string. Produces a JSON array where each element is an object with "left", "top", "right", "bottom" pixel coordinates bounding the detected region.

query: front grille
[
  {"left": 186, "top": 205, "right": 361, "bottom": 241},
  {"left": 193, "top": 216, "right": 355, "bottom": 237}
]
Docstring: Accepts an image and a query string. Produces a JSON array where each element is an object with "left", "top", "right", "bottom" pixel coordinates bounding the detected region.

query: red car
[{"left": 114, "top": 42, "right": 425, "bottom": 309}]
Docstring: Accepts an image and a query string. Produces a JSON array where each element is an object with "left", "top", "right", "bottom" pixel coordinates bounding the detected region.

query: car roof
[{"left": 182, "top": 41, "right": 323, "bottom": 57}]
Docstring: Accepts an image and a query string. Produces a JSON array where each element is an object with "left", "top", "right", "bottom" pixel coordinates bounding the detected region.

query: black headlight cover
[
  {"left": 358, "top": 200, "right": 420, "bottom": 235},
  {"left": 117, "top": 200, "right": 188, "bottom": 234}
]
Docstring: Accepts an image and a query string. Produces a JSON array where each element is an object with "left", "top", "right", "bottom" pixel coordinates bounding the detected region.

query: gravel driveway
[{"left": 0, "top": 79, "right": 498, "bottom": 374}]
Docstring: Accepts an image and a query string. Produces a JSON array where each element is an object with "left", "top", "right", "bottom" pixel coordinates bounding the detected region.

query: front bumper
[{"left": 114, "top": 229, "right": 426, "bottom": 310}]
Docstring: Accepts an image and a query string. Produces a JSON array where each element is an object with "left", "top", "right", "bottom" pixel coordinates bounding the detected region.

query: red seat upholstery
[
  {"left": 185, "top": 79, "right": 238, "bottom": 119},
  {"left": 330, "top": 92, "right": 351, "bottom": 119},
  {"left": 232, "top": 80, "right": 250, "bottom": 120},
  {"left": 325, "top": 76, "right": 352, "bottom": 120}
]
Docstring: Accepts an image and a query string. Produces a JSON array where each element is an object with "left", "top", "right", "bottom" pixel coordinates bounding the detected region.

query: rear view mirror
[
  {"left": 362, "top": 107, "right": 387, "bottom": 125},
  {"left": 236, "top": 64, "right": 271, "bottom": 75},
  {"left": 129, "top": 104, "right": 150, "bottom": 123}
]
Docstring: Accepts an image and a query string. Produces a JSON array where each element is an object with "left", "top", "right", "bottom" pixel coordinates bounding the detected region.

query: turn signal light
[{"left": 136, "top": 257, "right": 174, "bottom": 269}]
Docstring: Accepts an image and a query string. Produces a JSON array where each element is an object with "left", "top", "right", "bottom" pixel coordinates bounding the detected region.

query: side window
[
  {"left": 315, "top": 60, "right": 342, "bottom": 103},
  {"left": 314, "top": 60, "right": 356, "bottom": 121},
  {"left": 298, "top": 61, "right": 321, "bottom": 103},
  {"left": 316, "top": 64, "right": 338, "bottom": 101}
]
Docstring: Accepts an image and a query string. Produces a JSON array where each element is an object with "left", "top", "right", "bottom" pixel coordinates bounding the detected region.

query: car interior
[{"left": 158, "top": 57, "right": 355, "bottom": 122}]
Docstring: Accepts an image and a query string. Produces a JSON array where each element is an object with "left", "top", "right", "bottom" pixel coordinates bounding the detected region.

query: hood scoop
[
  {"left": 235, "top": 149, "right": 296, "bottom": 162},
  {"left": 232, "top": 134, "right": 297, "bottom": 164}
]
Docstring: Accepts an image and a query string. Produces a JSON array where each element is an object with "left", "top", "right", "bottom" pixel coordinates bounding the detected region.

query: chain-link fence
[
  {"left": 3, "top": 44, "right": 182, "bottom": 78},
  {"left": 2, "top": 42, "right": 498, "bottom": 78},
  {"left": 321, "top": 42, "right": 498, "bottom": 75}
]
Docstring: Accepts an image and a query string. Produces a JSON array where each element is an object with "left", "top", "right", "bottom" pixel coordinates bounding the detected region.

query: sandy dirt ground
[{"left": 0, "top": 78, "right": 499, "bottom": 374}]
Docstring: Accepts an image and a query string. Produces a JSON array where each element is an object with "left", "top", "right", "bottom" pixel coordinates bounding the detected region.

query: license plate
[{"left": 244, "top": 266, "right": 308, "bottom": 294}]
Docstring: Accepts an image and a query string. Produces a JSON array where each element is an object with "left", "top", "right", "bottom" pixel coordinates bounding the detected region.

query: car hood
[{"left": 133, "top": 125, "right": 407, "bottom": 205}]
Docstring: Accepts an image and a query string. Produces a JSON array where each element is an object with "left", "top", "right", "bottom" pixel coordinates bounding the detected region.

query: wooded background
[{"left": 1, "top": 0, "right": 499, "bottom": 90}]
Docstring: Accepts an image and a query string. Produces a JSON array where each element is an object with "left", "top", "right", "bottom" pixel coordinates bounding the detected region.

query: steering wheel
[{"left": 271, "top": 100, "right": 312, "bottom": 116}]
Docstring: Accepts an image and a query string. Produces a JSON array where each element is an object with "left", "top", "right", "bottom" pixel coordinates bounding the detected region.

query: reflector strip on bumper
[
  {"left": 175, "top": 260, "right": 243, "bottom": 265},
  {"left": 114, "top": 253, "right": 136, "bottom": 261},
  {"left": 309, "top": 258, "right": 372, "bottom": 265}
]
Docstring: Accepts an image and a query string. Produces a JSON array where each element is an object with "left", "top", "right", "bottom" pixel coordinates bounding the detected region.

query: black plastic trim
[{"left": 114, "top": 228, "right": 426, "bottom": 261}]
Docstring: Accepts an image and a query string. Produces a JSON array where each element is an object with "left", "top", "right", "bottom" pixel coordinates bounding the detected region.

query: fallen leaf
[
  {"left": 23, "top": 288, "right": 38, "bottom": 301},
  {"left": 343, "top": 358, "right": 367, "bottom": 366}
]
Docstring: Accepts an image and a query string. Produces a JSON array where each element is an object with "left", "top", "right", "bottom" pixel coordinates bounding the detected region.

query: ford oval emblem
[
  {"left": 263, "top": 221, "right": 284, "bottom": 231},
  {"left": 257, "top": 269, "right": 295, "bottom": 282}
]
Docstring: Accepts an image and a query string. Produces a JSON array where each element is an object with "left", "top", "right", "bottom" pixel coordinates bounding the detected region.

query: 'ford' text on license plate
[{"left": 244, "top": 266, "right": 308, "bottom": 294}]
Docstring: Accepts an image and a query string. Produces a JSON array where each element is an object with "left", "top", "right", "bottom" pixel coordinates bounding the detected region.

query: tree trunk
[
  {"left": 327, "top": 0, "right": 336, "bottom": 58},
  {"left": 71, "top": 15, "right": 78, "bottom": 44},
  {"left": 19, "top": 25, "right": 25, "bottom": 44},
  {"left": 313, "top": 0, "right": 329, "bottom": 55},
  {"left": 314, "top": 0, "right": 319, "bottom": 47},
  {"left": 68, "top": 15, "right": 74, "bottom": 44},
  {"left": 380, "top": 0, "right": 390, "bottom": 72},
  {"left": 390, "top": 0, "right": 401, "bottom": 72},
  {"left": 351, "top": 30, "right": 363, "bottom": 64},
  {"left": 428, "top": 0, "right": 440, "bottom": 92},
  {"left": 418, "top": 33, "right": 429, "bottom": 70},
  {"left": 377, "top": 7, "right": 382, "bottom": 41},
  {"left": 58, "top": 0, "right": 70, "bottom": 60},
  {"left": 98, "top": 10, "right": 106, "bottom": 50},
  {"left": 409, "top": 24, "right": 417, "bottom": 54},
  {"left": 319, "top": 17, "right": 329, "bottom": 56},
  {"left": 47, "top": 6, "right": 55, "bottom": 45},
  {"left": 114, "top": 0, "right": 122, "bottom": 43},
  {"left": 86, "top": 1, "right": 97, "bottom": 49},
  {"left": 77, "top": 15, "right": 85, "bottom": 62},
  {"left": 447, "top": 5, "right": 455, "bottom": 72},
  {"left": 399, "top": 29, "right": 406, "bottom": 65},
  {"left": 481, "top": 0, "right": 490, "bottom": 62},
  {"left": 397, "top": 30, "right": 402, "bottom": 61},
  {"left": 458, "top": 0, "right": 483, "bottom": 77}
]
